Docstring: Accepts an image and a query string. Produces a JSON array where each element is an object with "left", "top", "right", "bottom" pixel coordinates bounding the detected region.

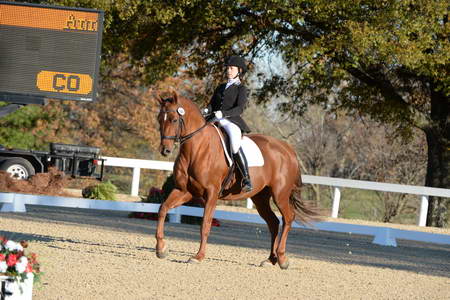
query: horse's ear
[
  {"left": 155, "top": 93, "right": 164, "bottom": 105},
  {"left": 172, "top": 90, "right": 179, "bottom": 104}
]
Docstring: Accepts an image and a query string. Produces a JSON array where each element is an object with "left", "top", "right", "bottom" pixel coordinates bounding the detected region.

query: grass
[
  {"left": 301, "top": 185, "right": 424, "bottom": 225},
  {"left": 101, "top": 167, "right": 169, "bottom": 195}
]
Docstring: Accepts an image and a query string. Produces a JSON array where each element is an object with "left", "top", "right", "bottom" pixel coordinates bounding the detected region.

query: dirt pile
[{"left": 0, "top": 168, "right": 72, "bottom": 197}]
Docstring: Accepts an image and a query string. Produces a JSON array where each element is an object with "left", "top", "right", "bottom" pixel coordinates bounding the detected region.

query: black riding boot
[{"left": 234, "top": 148, "right": 253, "bottom": 193}]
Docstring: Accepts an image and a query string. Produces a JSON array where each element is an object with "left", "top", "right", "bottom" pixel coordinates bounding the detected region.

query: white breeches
[{"left": 218, "top": 118, "right": 242, "bottom": 154}]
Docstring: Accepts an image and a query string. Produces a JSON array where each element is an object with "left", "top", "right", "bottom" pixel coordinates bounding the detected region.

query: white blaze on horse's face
[{"left": 158, "top": 104, "right": 179, "bottom": 157}]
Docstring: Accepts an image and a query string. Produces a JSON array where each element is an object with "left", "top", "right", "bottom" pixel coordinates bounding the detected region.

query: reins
[{"left": 160, "top": 107, "right": 208, "bottom": 145}]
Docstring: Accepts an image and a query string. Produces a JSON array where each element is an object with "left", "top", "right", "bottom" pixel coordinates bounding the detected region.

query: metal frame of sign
[{"left": 0, "top": 1, "right": 104, "bottom": 104}]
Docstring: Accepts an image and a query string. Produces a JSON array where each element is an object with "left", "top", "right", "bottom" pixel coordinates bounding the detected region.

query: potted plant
[{"left": 0, "top": 237, "right": 41, "bottom": 300}]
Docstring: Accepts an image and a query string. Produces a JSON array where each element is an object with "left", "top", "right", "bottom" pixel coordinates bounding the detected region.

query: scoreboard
[{"left": 0, "top": 1, "right": 103, "bottom": 103}]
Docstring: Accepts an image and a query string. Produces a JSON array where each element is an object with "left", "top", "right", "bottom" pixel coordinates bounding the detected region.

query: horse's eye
[{"left": 172, "top": 119, "right": 178, "bottom": 123}]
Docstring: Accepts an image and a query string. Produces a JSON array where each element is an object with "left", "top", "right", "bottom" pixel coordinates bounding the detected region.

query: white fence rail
[
  {"left": 1, "top": 192, "right": 450, "bottom": 247},
  {"left": 102, "top": 156, "right": 450, "bottom": 227}
]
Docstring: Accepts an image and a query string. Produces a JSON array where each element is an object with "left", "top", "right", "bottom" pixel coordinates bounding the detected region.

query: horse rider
[{"left": 202, "top": 55, "right": 253, "bottom": 193}]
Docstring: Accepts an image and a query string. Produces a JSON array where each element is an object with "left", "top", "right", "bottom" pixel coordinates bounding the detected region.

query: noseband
[{"left": 160, "top": 106, "right": 208, "bottom": 144}]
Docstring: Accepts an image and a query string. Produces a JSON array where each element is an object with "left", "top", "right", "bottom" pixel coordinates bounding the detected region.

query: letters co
[{"left": 36, "top": 71, "right": 93, "bottom": 95}]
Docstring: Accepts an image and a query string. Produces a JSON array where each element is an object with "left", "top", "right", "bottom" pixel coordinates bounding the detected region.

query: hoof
[
  {"left": 156, "top": 245, "right": 169, "bottom": 259},
  {"left": 259, "top": 259, "right": 275, "bottom": 268},
  {"left": 188, "top": 257, "right": 201, "bottom": 264},
  {"left": 278, "top": 258, "right": 290, "bottom": 270}
]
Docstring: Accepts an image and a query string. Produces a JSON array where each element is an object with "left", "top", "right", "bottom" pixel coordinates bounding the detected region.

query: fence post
[
  {"left": 0, "top": 193, "right": 26, "bottom": 213},
  {"left": 331, "top": 187, "right": 341, "bottom": 218},
  {"left": 169, "top": 207, "right": 181, "bottom": 223},
  {"left": 418, "top": 195, "right": 429, "bottom": 227},
  {"left": 246, "top": 198, "right": 253, "bottom": 209},
  {"left": 131, "top": 167, "right": 141, "bottom": 196},
  {"left": 372, "top": 227, "right": 397, "bottom": 246}
]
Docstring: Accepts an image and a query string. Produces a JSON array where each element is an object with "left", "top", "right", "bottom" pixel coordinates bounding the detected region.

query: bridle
[{"left": 160, "top": 106, "right": 208, "bottom": 145}]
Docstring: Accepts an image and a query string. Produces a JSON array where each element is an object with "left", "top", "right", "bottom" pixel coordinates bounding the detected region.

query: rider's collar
[{"left": 226, "top": 78, "right": 241, "bottom": 89}]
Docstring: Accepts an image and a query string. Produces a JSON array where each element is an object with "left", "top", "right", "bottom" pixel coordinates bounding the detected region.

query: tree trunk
[{"left": 424, "top": 87, "right": 450, "bottom": 227}]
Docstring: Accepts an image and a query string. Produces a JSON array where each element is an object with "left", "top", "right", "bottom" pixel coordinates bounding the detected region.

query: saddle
[
  {"left": 212, "top": 124, "right": 264, "bottom": 167},
  {"left": 211, "top": 124, "right": 264, "bottom": 197}
]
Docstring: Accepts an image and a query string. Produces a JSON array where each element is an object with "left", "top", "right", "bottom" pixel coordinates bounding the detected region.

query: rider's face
[{"left": 226, "top": 66, "right": 239, "bottom": 79}]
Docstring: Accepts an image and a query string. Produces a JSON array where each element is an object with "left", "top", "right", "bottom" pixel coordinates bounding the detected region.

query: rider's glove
[
  {"left": 214, "top": 110, "right": 223, "bottom": 119},
  {"left": 201, "top": 108, "right": 209, "bottom": 115}
]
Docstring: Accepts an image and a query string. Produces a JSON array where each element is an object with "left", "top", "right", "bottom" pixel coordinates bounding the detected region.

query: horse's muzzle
[{"left": 160, "top": 146, "right": 172, "bottom": 156}]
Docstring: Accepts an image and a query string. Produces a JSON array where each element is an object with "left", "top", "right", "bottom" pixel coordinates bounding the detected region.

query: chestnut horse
[{"left": 155, "top": 92, "right": 317, "bottom": 269}]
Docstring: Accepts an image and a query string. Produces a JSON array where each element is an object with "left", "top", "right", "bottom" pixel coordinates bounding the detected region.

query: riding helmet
[{"left": 225, "top": 55, "right": 248, "bottom": 73}]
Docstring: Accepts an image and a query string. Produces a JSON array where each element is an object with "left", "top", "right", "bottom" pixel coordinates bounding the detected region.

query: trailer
[{"left": 0, "top": 143, "right": 104, "bottom": 180}]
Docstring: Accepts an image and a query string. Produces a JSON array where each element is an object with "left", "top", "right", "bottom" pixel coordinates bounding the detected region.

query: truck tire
[{"left": 0, "top": 158, "right": 36, "bottom": 180}]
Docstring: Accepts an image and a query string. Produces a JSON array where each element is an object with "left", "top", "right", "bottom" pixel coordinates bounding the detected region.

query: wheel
[{"left": 0, "top": 158, "right": 35, "bottom": 180}]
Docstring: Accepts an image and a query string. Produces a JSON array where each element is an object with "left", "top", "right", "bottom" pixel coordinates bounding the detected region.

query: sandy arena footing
[{"left": 0, "top": 206, "right": 449, "bottom": 299}]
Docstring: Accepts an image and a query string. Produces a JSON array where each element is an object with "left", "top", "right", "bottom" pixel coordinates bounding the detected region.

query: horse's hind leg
[
  {"left": 251, "top": 187, "right": 280, "bottom": 267},
  {"left": 271, "top": 186, "right": 296, "bottom": 270},
  {"left": 155, "top": 188, "right": 192, "bottom": 259}
]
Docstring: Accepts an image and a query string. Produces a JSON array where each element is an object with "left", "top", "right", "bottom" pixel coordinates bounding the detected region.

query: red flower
[
  {"left": 0, "top": 254, "right": 5, "bottom": 261},
  {"left": 211, "top": 218, "right": 221, "bottom": 227},
  {"left": 30, "top": 253, "right": 38, "bottom": 265},
  {"left": 25, "top": 263, "right": 33, "bottom": 273},
  {"left": 0, "top": 236, "right": 7, "bottom": 243},
  {"left": 6, "top": 254, "right": 17, "bottom": 267}
]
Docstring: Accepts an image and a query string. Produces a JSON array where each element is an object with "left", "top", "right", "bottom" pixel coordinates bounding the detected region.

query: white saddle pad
[
  {"left": 212, "top": 125, "right": 264, "bottom": 167},
  {"left": 241, "top": 136, "right": 264, "bottom": 167}
]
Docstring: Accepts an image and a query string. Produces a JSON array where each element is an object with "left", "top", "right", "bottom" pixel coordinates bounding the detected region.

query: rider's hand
[
  {"left": 214, "top": 111, "right": 223, "bottom": 119},
  {"left": 201, "top": 108, "right": 209, "bottom": 116}
]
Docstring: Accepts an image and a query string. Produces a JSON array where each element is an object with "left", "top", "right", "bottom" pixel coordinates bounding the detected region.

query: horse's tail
[{"left": 289, "top": 164, "right": 323, "bottom": 226}]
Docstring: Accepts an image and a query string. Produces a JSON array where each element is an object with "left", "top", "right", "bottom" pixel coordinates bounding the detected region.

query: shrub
[
  {"left": 141, "top": 187, "right": 165, "bottom": 203},
  {"left": 82, "top": 181, "right": 117, "bottom": 200},
  {"left": 161, "top": 174, "right": 175, "bottom": 199},
  {"left": 141, "top": 174, "right": 175, "bottom": 203}
]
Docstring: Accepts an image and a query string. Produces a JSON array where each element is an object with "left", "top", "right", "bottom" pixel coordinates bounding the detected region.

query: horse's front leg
[
  {"left": 155, "top": 188, "right": 192, "bottom": 259},
  {"left": 188, "top": 188, "right": 218, "bottom": 263}
]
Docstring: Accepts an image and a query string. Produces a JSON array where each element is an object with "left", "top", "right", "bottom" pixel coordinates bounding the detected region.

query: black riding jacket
[{"left": 206, "top": 83, "right": 251, "bottom": 133}]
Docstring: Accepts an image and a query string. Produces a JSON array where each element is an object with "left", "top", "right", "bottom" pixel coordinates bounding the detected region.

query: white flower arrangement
[{"left": 0, "top": 237, "right": 40, "bottom": 283}]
